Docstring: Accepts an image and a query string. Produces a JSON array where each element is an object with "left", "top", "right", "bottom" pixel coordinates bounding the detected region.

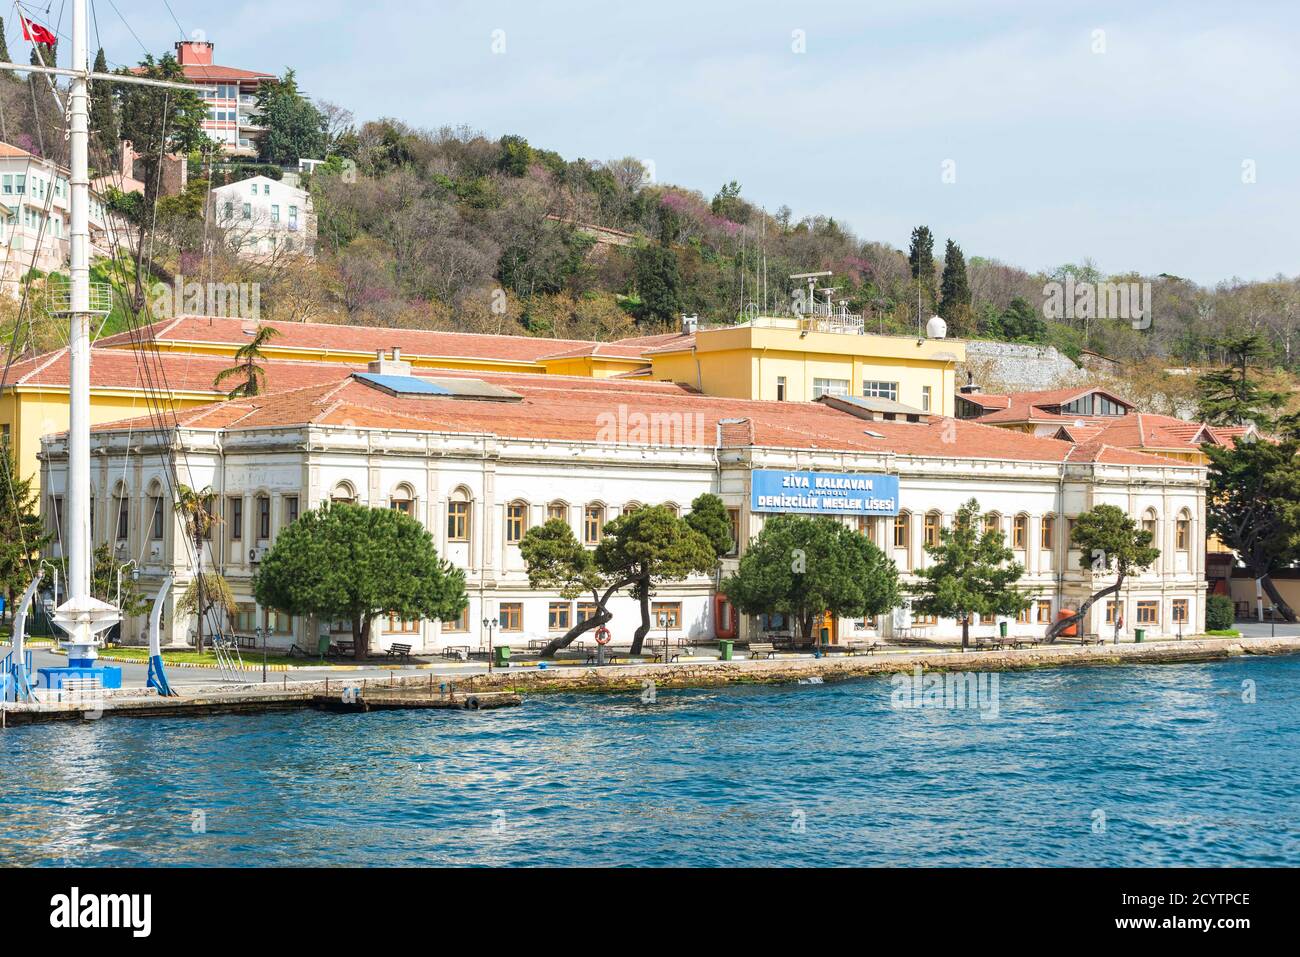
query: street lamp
[
  {"left": 483, "top": 616, "right": 498, "bottom": 673},
  {"left": 657, "top": 610, "right": 671, "bottom": 660}
]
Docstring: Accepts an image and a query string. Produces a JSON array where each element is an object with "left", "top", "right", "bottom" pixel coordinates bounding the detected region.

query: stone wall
[{"left": 960, "top": 341, "right": 1086, "bottom": 392}]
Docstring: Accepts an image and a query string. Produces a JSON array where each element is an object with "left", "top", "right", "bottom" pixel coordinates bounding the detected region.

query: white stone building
[
  {"left": 210, "top": 175, "right": 316, "bottom": 260},
  {"left": 39, "top": 358, "right": 1208, "bottom": 653}
]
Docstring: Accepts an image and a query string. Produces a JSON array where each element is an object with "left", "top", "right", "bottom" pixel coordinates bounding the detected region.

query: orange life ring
[{"left": 594, "top": 626, "right": 612, "bottom": 645}]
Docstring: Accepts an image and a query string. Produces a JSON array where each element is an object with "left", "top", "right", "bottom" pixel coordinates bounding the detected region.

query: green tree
[
  {"left": 174, "top": 484, "right": 220, "bottom": 651},
  {"left": 1196, "top": 334, "right": 1285, "bottom": 427},
  {"left": 176, "top": 571, "right": 238, "bottom": 641},
  {"left": 907, "top": 225, "right": 934, "bottom": 283},
  {"left": 90, "top": 543, "right": 150, "bottom": 618},
  {"left": 938, "top": 239, "right": 971, "bottom": 330},
  {"left": 213, "top": 325, "right": 281, "bottom": 397},
  {"left": 1049, "top": 504, "right": 1159, "bottom": 641},
  {"left": 496, "top": 134, "right": 534, "bottom": 176},
  {"left": 907, "top": 499, "right": 1031, "bottom": 649},
  {"left": 1204, "top": 428, "right": 1300, "bottom": 621},
  {"left": 254, "top": 69, "right": 327, "bottom": 167},
  {"left": 633, "top": 244, "right": 683, "bottom": 326},
  {"left": 0, "top": 449, "right": 50, "bottom": 622},
  {"left": 1000, "top": 296, "right": 1047, "bottom": 342},
  {"left": 253, "top": 502, "right": 467, "bottom": 658},
  {"left": 722, "top": 514, "right": 901, "bottom": 646},
  {"left": 684, "top": 492, "right": 733, "bottom": 558},
  {"left": 519, "top": 518, "right": 638, "bottom": 656},
  {"left": 115, "top": 53, "right": 207, "bottom": 306},
  {"left": 596, "top": 504, "right": 717, "bottom": 654},
  {"left": 89, "top": 48, "right": 119, "bottom": 171}
]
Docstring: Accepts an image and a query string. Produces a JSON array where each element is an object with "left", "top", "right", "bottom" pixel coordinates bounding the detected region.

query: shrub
[{"left": 1205, "top": 594, "right": 1235, "bottom": 631}]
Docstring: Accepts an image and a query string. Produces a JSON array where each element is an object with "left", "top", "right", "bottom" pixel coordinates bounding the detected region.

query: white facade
[
  {"left": 41, "top": 416, "right": 1208, "bottom": 654},
  {"left": 210, "top": 175, "right": 316, "bottom": 260}
]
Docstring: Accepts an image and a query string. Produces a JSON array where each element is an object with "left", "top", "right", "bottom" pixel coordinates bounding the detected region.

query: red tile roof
[
  {"left": 95, "top": 316, "right": 654, "bottom": 367},
  {"left": 87, "top": 367, "right": 1198, "bottom": 468}
]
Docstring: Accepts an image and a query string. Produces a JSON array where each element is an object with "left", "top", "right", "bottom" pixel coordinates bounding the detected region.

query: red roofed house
[{"left": 172, "top": 40, "right": 276, "bottom": 156}]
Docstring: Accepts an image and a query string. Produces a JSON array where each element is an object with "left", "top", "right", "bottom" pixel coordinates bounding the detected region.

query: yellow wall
[
  {"left": 0, "top": 387, "right": 214, "bottom": 481},
  {"left": 648, "top": 324, "right": 964, "bottom": 414}
]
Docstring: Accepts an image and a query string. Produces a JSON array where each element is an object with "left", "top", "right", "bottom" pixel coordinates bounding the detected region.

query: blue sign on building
[{"left": 750, "top": 469, "right": 900, "bottom": 516}]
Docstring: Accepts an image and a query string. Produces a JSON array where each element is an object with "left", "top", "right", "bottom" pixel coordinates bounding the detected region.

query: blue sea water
[{"left": 2, "top": 656, "right": 1297, "bottom": 867}]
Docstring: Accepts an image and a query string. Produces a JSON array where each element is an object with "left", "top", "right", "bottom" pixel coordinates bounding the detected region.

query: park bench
[
  {"left": 841, "top": 638, "right": 880, "bottom": 656},
  {"left": 1079, "top": 634, "right": 1104, "bottom": 646},
  {"left": 584, "top": 649, "right": 622, "bottom": 665},
  {"left": 332, "top": 639, "right": 355, "bottom": 657},
  {"left": 747, "top": 642, "right": 777, "bottom": 659},
  {"left": 648, "top": 639, "right": 680, "bottom": 663},
  {"left": 386, "top": 643, "right": 413, "bottom": 661}
]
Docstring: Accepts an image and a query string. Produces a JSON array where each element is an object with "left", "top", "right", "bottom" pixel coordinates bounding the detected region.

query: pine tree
[
  {"left": 1196, "top": 334, "right": 1285, "bottom": 428},
  {"left": 938, "top": 239, "right": 971, "bottom": 329},
  {"left": 907, "top": 225, "right": 936, "bottom": 317},
  {"left": 89, "top": 48, "right": 119, "bottom": 172}
]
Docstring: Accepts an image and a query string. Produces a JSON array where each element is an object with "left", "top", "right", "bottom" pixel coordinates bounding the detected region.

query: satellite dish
[{"left": 925, "top": 315, "right": 947, "bottom": 339}]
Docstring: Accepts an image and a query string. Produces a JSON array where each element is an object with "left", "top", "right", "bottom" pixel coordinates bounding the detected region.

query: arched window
[
  {"left": 662, "top": 503, "right": 679, "bottom": 518},
  {"left": 924, "top": 511, "right": 942, "bottom": 548},
  {"left": 390, "top": 483, "right": 415, "bottom": 516},
  {"left": 111, "top": 481, "right": 130, "bottom": 543},
  {"left": 584, "top": 503, "right": 605, "bottom": 544},
  {"left": 983, "top": 511, "right": 1002, "bottom": 537},
  {"left": 147, "top": 481, "right": 165, "bottom": 541},
  {"left": 547, "top": 500, "right": 569, "bottom": 524},
  {"left": 1176, "top": 509, "right": 1191, "bottom": 551},
  {"left": 1041, "top": 514, "right": 1055, "bottom": 550},
  {"left": 256, "top": 493, "right": 271, "bottom": 540},
  {"left": 1142, "top": 508, "right": 1158, "bottom": 542},
  {"left": 893, "top": 510, "right": 911, "bottom": 549},
  {"left": 447, "top": 488, "right": 471, "bottom": 542},
  {"left": 331, "top": 481, "right": 356, "bottom": 504},
  {"left": 622, "top": 501, "right": 642, "bottom": 516},
  {"left": 505, "top": 500, "right": 529, "bottom": 544},
  {"left": 1013, "top": 514, "right": 1029, "bottom": 549}
]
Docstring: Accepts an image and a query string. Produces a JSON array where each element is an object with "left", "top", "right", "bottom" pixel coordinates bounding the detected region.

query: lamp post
[
  {"left": 482, "top": 616, "right": 498, "bottom": 673},
  {"left": 657, "top": 611, "right": 670, "bottom": 660}
]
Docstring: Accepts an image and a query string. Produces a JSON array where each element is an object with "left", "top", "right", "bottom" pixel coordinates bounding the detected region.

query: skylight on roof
[{"left": 353, "top": 373, "right": 452, "bottom": 397}]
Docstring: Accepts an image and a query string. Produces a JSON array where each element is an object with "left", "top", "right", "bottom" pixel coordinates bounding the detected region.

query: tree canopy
[
  {"left": 1051, "top": 504, "right": 1159, "bottom": 641},
  {"left": 906, "top": 499, "right": 1030, "bottom": 648},
  {"left": 721, "top": 514, "right": 901, "bottom": 645},
  {"left": 253, "top": 502, "right": 467, "bottom": 657},
  {"left": 254, "top": 69, "right": 327, "bottom": 167}
]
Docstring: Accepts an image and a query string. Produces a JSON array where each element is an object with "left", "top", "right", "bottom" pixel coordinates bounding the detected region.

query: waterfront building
[{"left": 39, "top": 355, "right": 1208, "bottom": 652}]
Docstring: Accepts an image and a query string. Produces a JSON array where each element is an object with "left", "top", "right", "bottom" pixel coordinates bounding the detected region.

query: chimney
[
  {"left": 681, "top": 314, "right": 699, "bottom": 335},
  {"left": 174, "top": 40, "right": 213, "bottom": 66},
  {"left": 367, "top": 347, "right": 411, "bottom": 377}
]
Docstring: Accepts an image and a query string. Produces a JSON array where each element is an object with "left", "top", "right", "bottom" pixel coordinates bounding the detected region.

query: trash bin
[
  {"left": 999, "top": 621, "right": 1008, "bottom": 638},
  {"left": 317, "top": 634, "right": 331, "bottom": 658},
  {"left": 494, "top": 645, "right": 511, "bottom": 668},
  {"left": 1134, "top": 628, "right": 1145, "bottom": 643},
  {"left": 718, "top": 639, "right": 734, "bottom": 661}
]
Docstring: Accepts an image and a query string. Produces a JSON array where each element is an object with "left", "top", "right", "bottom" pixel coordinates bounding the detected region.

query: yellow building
[{"left": 642, "top": 316, "right": 963, "bottom": 414}]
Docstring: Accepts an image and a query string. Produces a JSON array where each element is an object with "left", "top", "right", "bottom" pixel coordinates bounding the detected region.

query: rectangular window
[
  {"left": 1036, "top": 600, "right": 1052, "bottom": 624},
  {"left": 576, "top": 603, "right": 598, "bottom": 625},
  {"left": 651, "top": 602, "right": 682, "bottom": 630},
  {"left": 223, "top": 201, "right": 233, "bottom": 219},
  {"left": 1016, "top": 606, "right": 1031, "bottom": 624},
  {"left": 813, "top": 377, "right": 850, "bottom": 399},
  {"left": 584, "top": 504, "right": 604, "bottom": 545},
  {"left": 893, "top": 513, "right": 910, "bottom": 548},
  {"left": 924, "top": 513, "right": 940, "bottom": 548},
  {"left": 862, "top": 380, "right": 899, "bottom": 401},
  {"left": 289, "top": 205, "right": 298, "bottom": 227},
  {"left": 285, "top": 496, "right": 299, "bottom": 525},
  {"left": 1172, "top": 599, "right": 1189, "bottom": 624},
  {"left": 391, "top": 498, "right": 412, "bottom": 515},
  {"left": 115, "top": 497, "right": 129, "bottom": 541},
  {"left": 921, "top": 385, "right": 932, "bottom": 412},
  {"left": 150, "top": 496, "right": 164, "bottom": 540},
  {"left": 1105, "top": 601, "right": 1121, "bottom": 624},
  {"left": 268, "top": 609, "right": 294, "bottom": 635},
  {"left": 447, "top": 501, "right": 470, "bottom": 541},
  {"left": 1176, "top": 518, "right": 1190, "bottom": 551},
  {"left": 1040, "top": 515, "right": 1055, "bottom": 550},
  {"left": 386, "top": 615, "right": 419, "bottom": 634},
  {"left": 270, "top": 204, "right": 280, "bottom": 223},
  {"left": 499, "top": 603, "right": 523, "bottom": 632},
  {"left": 2, "top": 175, "right": 11, "bottom": 194},
  {"left": 548, "top": 602, "right": 571, "bottom": 631},
  {"left": 1013, "top": 515, "right": 1027, "bottom": 548},
  {"left": 257, "top": 497, "right": 271, "bottom": 539},
  {"left": 442, "top": 607, "right": 470, "bottom": 632},
  {"left": 251, "top": 183, "right": 258, "bottom": 195},
  {"left": 1137, "top": 601, "right": 1159, "bottom": 625},
  {"left": 547, "top": 502, "right": 568, "bottom": 523},
  {"left": 505, "top": 502, "right": 527, "bottom": 544},
  {"left": 229, "top": 497, "right": 243, "bottom": 541},
  {"left": 776, "top": 376, "right": 787, "bottom": 401}
]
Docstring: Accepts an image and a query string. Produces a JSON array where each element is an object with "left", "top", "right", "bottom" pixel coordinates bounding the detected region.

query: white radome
[{"left": 926, "top": 315, "right": 948, "bottom": 339}]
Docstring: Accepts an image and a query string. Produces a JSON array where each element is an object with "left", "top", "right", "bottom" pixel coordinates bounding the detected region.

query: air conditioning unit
[{"left": 249, "top": 545, "right": 269, "bottom": 564}]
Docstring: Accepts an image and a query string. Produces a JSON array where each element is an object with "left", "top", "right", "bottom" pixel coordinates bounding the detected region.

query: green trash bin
[
  {"left": 718, "top": 639, "right": 734, "bottom": 661},
  {"left": 493, "top": 645, "right": 511, "bottom": 668},
  {"left": 1134, "top": 628, "right": 1145, "bottom": 643},
  {"left": 999, "top": 621, "right": 1008, "bottom": 638},
  {"left": 317, "top": 634, "right": 331, "bottom": 658}
]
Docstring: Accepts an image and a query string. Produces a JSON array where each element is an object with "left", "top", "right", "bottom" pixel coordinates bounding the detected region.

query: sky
[{"left": 38, "top": 0, "right": 1300, "bottom": 285}]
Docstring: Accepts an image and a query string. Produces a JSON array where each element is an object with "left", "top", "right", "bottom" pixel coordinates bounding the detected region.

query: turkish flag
[{"left": 20, "top": 15, "right": 57, "bottom": 46}]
